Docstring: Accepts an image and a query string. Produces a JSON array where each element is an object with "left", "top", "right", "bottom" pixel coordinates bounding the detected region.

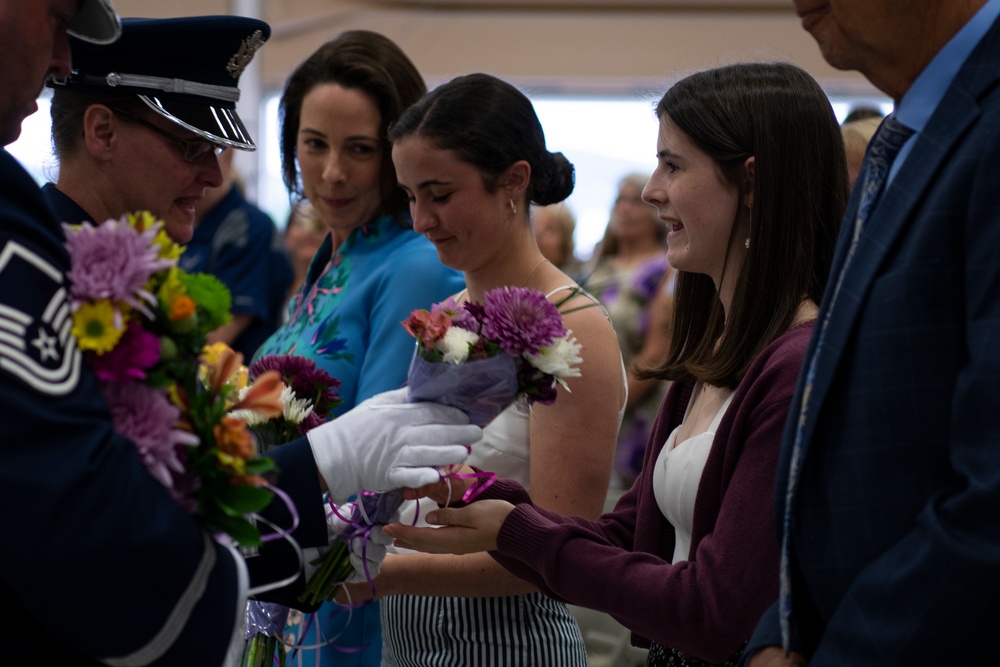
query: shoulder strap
[{"left": 545, "top": 284, "right": 610, "bottom": 319}]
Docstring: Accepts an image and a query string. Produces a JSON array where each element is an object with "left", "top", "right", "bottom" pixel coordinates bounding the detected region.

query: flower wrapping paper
[{"left": 406, "top": 351, "right": 519, "bottom": 428}]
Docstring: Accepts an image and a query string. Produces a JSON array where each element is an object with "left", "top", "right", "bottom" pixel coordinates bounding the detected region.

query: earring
[
  {"left": 745, "top": 197, "right": 752, "bottom": 248},
  {"left": 509, "top": 199, "right": 517, "bottom": 216}
]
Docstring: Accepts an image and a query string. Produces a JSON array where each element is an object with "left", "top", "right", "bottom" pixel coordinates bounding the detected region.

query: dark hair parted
[
  {"left": 387, "top": 73, "right": 575, "bottom": 207},
  {"left": 648, "top": 62, "right": 847, "bottom": 388},
  {"left": 279, "top": 30, "right": 426, "bottom": 218}
]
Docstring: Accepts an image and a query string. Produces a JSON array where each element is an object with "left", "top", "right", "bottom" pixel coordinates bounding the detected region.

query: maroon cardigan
[{"left": 481, "top": 323, "right": 813, "bottom": 663}]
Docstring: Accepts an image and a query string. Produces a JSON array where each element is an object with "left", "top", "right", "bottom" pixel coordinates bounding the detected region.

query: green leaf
[
  {"left": 207, "top": 511, "right": 261, "bottom": 548},
  {"left": 244, "top": 456, "right": 278, "bottom": 475},
  {"left": 217, "top": 483, "right": 274, "bottom": 515}
]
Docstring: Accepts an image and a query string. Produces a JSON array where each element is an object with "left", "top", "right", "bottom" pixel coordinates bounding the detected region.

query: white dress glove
[
  {"left": 327, "top": 502, "right": 395, "bottom": 583},
  {"left": 307, "top": 387, "right": 482, "bottom": 503}
]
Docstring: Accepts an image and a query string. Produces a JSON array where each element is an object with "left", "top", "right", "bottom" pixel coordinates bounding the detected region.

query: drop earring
[
  {"left": 745, "top": 197, "right": 752, "bottom": 249},
  {"left": 509, "top": 199, "right": 517, "bottom": 216}
]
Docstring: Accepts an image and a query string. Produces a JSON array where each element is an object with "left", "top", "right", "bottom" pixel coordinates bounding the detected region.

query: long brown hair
[{"left": 647, "top": 62, "right": 847, "bottom": 388}]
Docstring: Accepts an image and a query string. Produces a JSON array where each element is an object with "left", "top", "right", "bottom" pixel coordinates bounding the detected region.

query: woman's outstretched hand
[{"left": 383, "top": 500, "right": 516, "bottom": 554}]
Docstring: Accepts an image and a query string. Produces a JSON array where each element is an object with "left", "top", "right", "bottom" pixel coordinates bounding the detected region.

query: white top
[{"left": 652, "top": 385, "right": 734, "bottom": 564}]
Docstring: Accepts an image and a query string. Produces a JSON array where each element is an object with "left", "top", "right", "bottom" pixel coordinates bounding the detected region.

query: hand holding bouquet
[
  {"left": 64, "top": 211, "right": 281, "bottom": 547},
  {"left": 290, "top": 287, "right": 586, "bottom": 608}
]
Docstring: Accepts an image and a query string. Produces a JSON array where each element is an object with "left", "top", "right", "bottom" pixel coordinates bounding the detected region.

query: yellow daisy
[{"left": 72, "top": 300, "right": 125, "bottom": 354}]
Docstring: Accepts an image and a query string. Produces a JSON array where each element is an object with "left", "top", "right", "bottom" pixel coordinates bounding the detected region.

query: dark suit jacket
[
  {"left": 0, "top": 151, "right": 326, "bottom": 665},
  {"left": 746, "top": 14, "right": 1000, "bottom": 666}
]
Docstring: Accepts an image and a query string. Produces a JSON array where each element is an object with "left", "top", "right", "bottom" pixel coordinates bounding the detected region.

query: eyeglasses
[{"left": 111, "top": 108, "right": 226, "bottom": 163}]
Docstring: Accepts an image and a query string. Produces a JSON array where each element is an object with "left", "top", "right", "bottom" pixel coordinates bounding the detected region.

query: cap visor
[
  {"left": 140, "top": 95, "right": 256, "bottom": 150},
  {"left": 67, "top": 0, "right": 121, "bottom": 44}
]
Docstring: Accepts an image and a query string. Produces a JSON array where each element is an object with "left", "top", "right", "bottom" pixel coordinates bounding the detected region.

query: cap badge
[{"left": 226, "top": 29, "right": 266, "bottom": 79}]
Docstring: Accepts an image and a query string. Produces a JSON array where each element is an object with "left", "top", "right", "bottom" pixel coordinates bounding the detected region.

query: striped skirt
[{"left": 381, "top": 593, "right": 588, "bottom": 666}]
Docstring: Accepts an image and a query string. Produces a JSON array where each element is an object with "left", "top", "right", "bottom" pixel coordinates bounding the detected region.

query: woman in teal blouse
[{"left": 254, "top": 30, "right": 463, "bottom": 667}]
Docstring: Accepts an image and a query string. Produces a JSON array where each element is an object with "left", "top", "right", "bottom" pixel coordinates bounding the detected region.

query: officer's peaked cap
[{"left": 50, "top": 15, "right": 270, "bottom": 151}]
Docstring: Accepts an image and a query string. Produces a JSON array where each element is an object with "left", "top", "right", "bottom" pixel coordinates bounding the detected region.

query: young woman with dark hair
[
  {"left": 339, "top": 72, "right": 626, "bottom": 667},
  {"left": 384, "top": 62, "right": 848, "bottom": 667}
]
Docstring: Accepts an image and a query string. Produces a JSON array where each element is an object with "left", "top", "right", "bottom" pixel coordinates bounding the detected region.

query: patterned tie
[{"left": 778, "top": 114, "right": 914, "bottom": 652}]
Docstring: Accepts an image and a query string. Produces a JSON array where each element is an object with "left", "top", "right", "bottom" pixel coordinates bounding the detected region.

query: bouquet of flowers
[
  {"left": 403, "top": 286, "right": 584, "bottom": 422},
  {"left": 232, "top": 353, "right": 343, "bottom": 451},
  {"left": 294, "top": 287, "right": 585, "bottom": 605},
  {"left": 229, "top": 353, "right": 346, "bottom": 666},
  {"left": 64, "top": 211, "right": 281, "bottom": 547}
]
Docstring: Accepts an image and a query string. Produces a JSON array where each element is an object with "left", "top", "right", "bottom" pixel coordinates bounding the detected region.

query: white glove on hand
[
  {"left": 307, "top": 387, "right": 482, "bottom": 503},
  {"left": 327, "top": 502, "right": 395, "bottom": 583}
]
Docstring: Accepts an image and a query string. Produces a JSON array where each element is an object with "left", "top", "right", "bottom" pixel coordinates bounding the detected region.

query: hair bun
[{"left": 533, "top": 151, "right": 575, "bottom": 205}]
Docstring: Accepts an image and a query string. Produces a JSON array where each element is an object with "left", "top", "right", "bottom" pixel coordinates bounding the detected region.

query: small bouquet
[
  {"left": 232, "top": 354, "right": 343, "bottom": 451},
  {"left": 295, "top": 287, "right": 585, "bottom": 603},
  {"left": 228, "top": 353, "right": 343, "bottom": 667},
  {"left": 403, "top": 286, "right": 584, "bottom": 423},
  {"left": 64, "top": 211, "right": 281, "bottom": 547}
]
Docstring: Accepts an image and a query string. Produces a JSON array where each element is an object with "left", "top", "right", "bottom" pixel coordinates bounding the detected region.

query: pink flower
[
  {"left": 100, "top": 382, "right": 199, "bottom": 490},
  {"left": 402, "top": 309, "right": 452, "bottom": 350},
  {"left": 64, "top": 216, "right": 174, "bottom": 317},
  {"left": 89, "top": 320, "right": 161, "bottom": 383},
  {"left": 481, "top": 287, "right": 566, "bottom": 356}
]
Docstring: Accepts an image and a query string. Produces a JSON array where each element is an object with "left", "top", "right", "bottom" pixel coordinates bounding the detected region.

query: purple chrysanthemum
[
  {"left": 250, "top": 354, "right": 313, "bottom": 384},
  {"left": 296, "top": 410, "right": 327, "bottom": 436},
  {"left": 64, "top": 217, "right": 174, "bottom": 317},
  {"left": 481, "top": 287, "right": 566, "bottom": 356},
  {"left": 463, "top": 301, "right": 487, "bottom": 327},
  {"left": 519, "top": 367, "right": 559, "bottom": 405},
  {"left": 250, "top": 354, "right": 341, "bottom": 416},
  {"left": 100, "top": 381, "right": 198, "bottom": 491},
  {"left": 432, "top": 297, "right": 478, "bottom": 332},
  {"left": 88, "top": 320, "right": 161, "bottom": 383}
]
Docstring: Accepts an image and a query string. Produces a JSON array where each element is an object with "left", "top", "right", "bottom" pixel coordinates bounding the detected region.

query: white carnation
[
  {"left": 436, "top": 326, "right": 479, "bottom": 364},
  {"left": 526, "top": 331, "right": 583, "bottom": 389}
]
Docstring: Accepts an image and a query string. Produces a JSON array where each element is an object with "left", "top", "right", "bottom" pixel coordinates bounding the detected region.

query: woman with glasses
[{"left": 44, "top": 15, "right": 260, "bottom": 244}]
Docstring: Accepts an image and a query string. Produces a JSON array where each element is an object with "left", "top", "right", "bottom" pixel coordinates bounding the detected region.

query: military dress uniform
[
  {"left": 0, "top": 15, "right": 327, "bottom": 666},
  {"left": 0, "top": 150, "right": 325, "bottom": 666}
]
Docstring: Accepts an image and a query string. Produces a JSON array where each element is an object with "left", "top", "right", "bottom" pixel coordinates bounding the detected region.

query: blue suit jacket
[{"left": 747, "top": 15, "right": 1000, "bottom": 666}]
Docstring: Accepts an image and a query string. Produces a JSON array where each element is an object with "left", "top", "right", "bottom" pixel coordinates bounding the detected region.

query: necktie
[{"left": 778, "top": 114, "right": 915, "bottom": 652}]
